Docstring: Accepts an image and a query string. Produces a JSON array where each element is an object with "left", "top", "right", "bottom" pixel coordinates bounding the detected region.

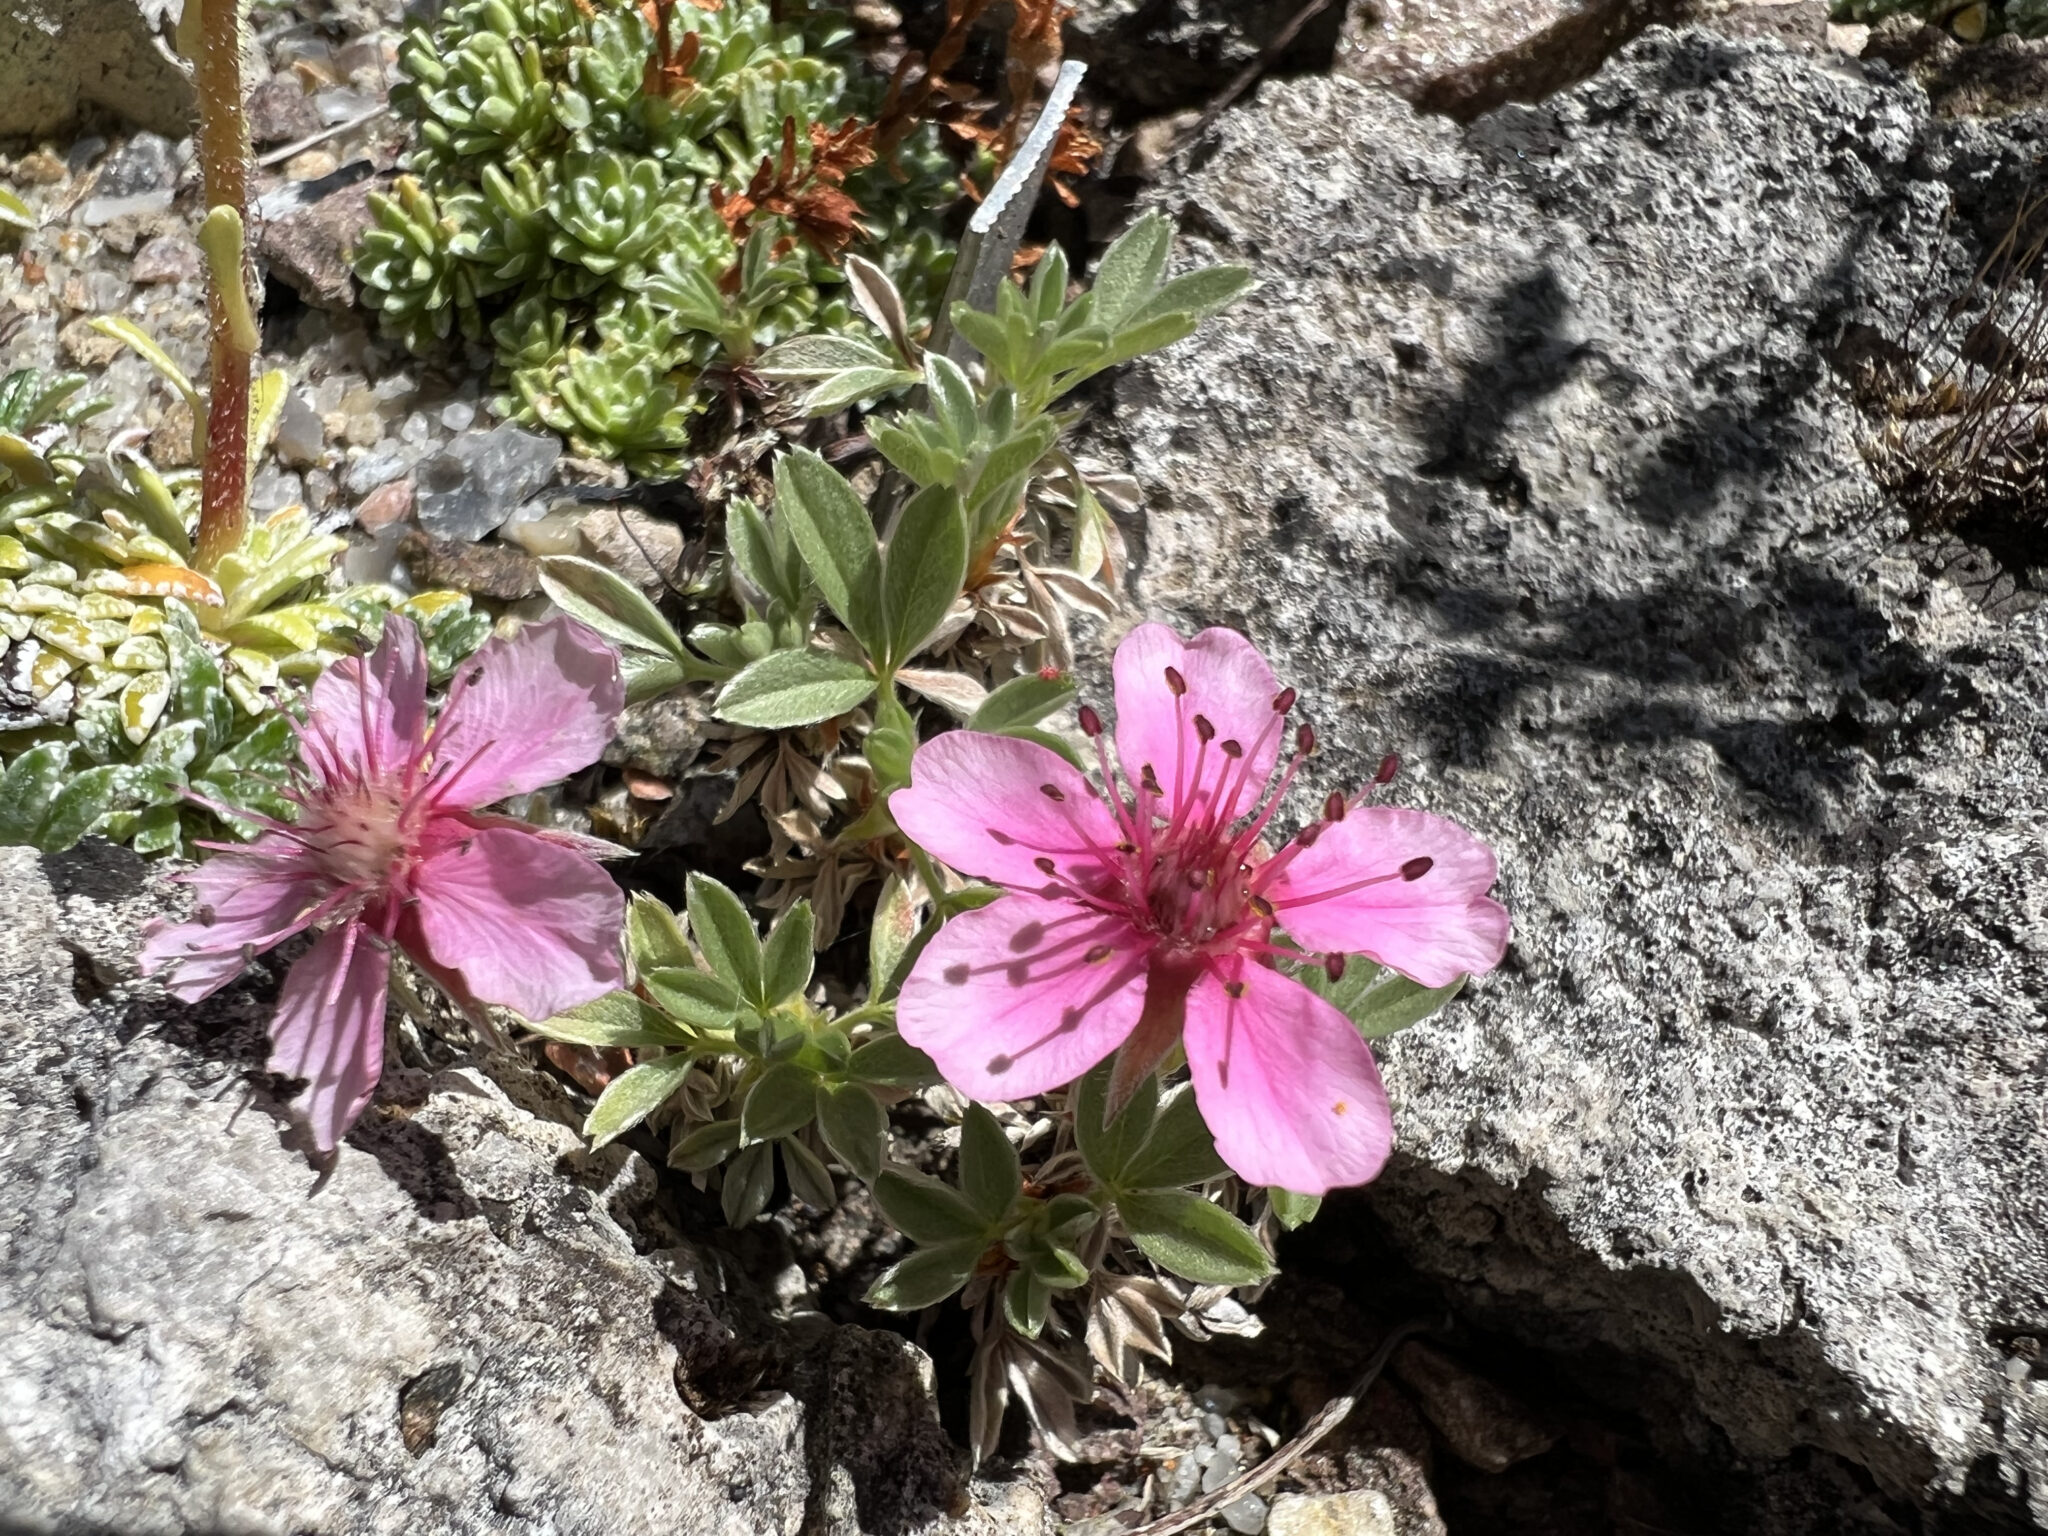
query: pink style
[
  {"left": 892, "top": 623, "right": 1509, "bottom": 1197},
  {"left": 140, "top": 615, "right": 629, "bottom": 1154}
]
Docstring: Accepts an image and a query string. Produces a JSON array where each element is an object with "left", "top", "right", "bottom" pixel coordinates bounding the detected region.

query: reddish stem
[{"left": 192, "top": 0, "right": 252, "bottom": 573}]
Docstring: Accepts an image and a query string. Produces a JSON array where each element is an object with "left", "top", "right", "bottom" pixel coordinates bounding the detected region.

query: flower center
[{"left": 300, "top": 778, "right": 414, "bottom": 893}]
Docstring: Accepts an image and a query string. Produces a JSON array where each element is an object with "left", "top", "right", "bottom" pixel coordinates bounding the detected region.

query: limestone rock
[
  {"left": 0, "top": 844, "right": 1043, "bottom": 1534},
  {"left": 0, "top": 0, "right": 192, "bottom": 137},
  {"left": 1096, "top": 30, "right": 2048, "bottom": 1525}
]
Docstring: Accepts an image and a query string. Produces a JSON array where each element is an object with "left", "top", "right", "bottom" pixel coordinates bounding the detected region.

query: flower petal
[
  {"left": 267, "top": 921, "right": 392, "bottom": 1154},
  {"left": 1267, "top": 805, "right": 1508, "bottom": 989},
  {"left": 138, "top": 842, "right": 335, "bottom": 1003},
  {"left": 898, "top": 892, "right": 1150, "bottom": 1100},
  {"left": 298, "top": 614, "right": 430, "bottom": 789},
  {"left": 1183, "top": 963, "right": 1393, "bottom": 1195},
  {"left": 1112, "top": 623, "right": 1284, "bottom": 826},
  {"left": 408, "top": 825, "right": 626, "bottom": 1020},
  {"left": 425, "top": 617, "right": 624, "bottom": 808},
  {"left": 892, "top": 730, "right": 1125, "bottom": 892}
]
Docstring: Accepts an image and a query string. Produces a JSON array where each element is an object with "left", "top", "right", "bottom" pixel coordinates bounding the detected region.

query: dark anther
[
  {"left": 1324, "top": 953, "right": 1347, "bottom": 983},
  {"left": 1040, "top": 783, "right": 1066, "bottom": 802},
  {"left": 944, "top": 963, "right": 971, "bottom": 984},
  {"left": 1325, "top": 790, "right": 1347, "bottom": 822},
  {"left": 1035, "top": 856, "right": 1058, "bottom": 876},
  {"left": 1221, "top": 738, "right": 1243, "bottom": 759},
  {"left": 1084, "top": 944, "right": 1114, "bottom": 963},
  {"left": 1141, "top": 766, "right": 1163, "bottom": 795},
  {"left": 1115, "top": 840, "right": 1137, "bottom": 854},
  {"left": 1250, "top": 893, "right": 1275, "bottom": 920},
  {"left": 1297, "top": 822, "right": 1325, "bottom": 848},
  {"left": 988, "top": 1053, "right": 1014, "bottom": 1073},
  {"left": 1401, "top": 855, "right": 1434, "bottom": 881},
  {"left": 1078, "top": 704, "right": 1103, "bottom": 737},
  {"left": 1295, "top": 722, "right": 1316, "bottom": 754},
  {"left": 1164, "top": 666, "right": 1187, "bottom": 696},
  {"left": 1272, "top": 687, "right": 1297, "bottom": 714},
  {"left": 988, "top": 828, "right": 1016, "bottom": 845},
  {"left": 1193, "top": 713, "right": 1215, "bottom": 742},
  {"left": 1223, "top": 980, "right": 1247, "bottom": 999},
  {"left": 1376, "top": 753, "right": 1399, "bottom": 785}
]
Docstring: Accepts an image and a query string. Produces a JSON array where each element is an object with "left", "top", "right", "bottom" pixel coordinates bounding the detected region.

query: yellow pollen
[{"left": 1332, "top": 1101, "right": 1349, "bottom": 1116}]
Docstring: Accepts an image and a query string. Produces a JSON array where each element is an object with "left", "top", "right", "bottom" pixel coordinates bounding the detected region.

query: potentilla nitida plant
[
  {"left": 140, "top": 615, "right": 630, "bottom": 1152},
  {"left": 892, "top": 623, "right": 1509, "bottom": 1195}
]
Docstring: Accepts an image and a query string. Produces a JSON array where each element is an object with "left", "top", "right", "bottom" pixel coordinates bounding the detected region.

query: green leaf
[
  {"left": 868, "top": 874, "right": 923, "bottom": 1001},
  {"left": 725, "top": 496, "right": 802, "bottom": 616},
  {"left": 773, "top": 450, "right": 886, "bottom": 659},
  {"left": 539, "top": 555, "right": 694, "bottom": 666},
  {"left": 531, "top": 992, "right": 695, "bottom": 1048},
  {"left": 848, "top": 1032, "right": 941, "bottom": 1087},
  {"left": 969, "top": 420, "right": 1060, "bottom": 507},
  {"left": 802, "top": 367, "right": 921, "bottom": 416},
  {"left": 687, "top": 872, "right": 764, "bottom": 1007},
  {"left": 642, "top": 967, "right": 743, "bottom": 1029},
  {"left": 1302, "top": 958, "right": 1466, "bottom": 1040},
  {"left": 627, "top": 892, "right": 694, "bottom": 970},
  {"left": 584, "top": 1056, "right": 694, "bottom": 1147},
  {"left": 1088, "top": 211, "right": 1173, "bottom": 331},
  {"left": 880, "top": 484, "right": 968, "bottom": 669},
  {"left": 873, "top": 1168, "right": 991, "bottom": 1244},
  {"left": 1102, "top": 312, "right": 1199, "bottom": 369},
  {"left": 959, "top": 1103, "right": 1020, "bottom": 1227},
  {"left": 1002, "top": 1266, "right": 1051, "bottom": 1338},
  {"left": 0, "top": 188, "right": 36, "bottom": 233},
  {"left": 868, "top": 420, "right": 955, "bottom": 488},
  {"left": 1125, "top": 265, "right": 1255, "bottom": 329},
  {"left": 714, "top": 647, "right": 876, "bottom": 728},
  {"left": 782, "top": 1135, "right": 838, "bottom": 1209},
  {"left": 741, "top": 1061, "right": 818, "bottom": 1143},
  {"left": 756, "top": 333, "right": 898, "bottom": 378},
  {"left": 1117, "top": 1189, "right": 1273, "bottom": 1287},
  {"left": 669, "top": 1118, "right": 742, "bottom": 1172},
  {"left": 969, "top": 672, "right": 1076, "bottom": 735},
  {"left": 1120, "top": 1083, "right": 1229, "bottom": 1190},
  {"left": 1269, "top": 1188, "right": 1323, "bottom": 1230},
  {"left": 865, "top": 1238, "right": 983, "bottom": 1311},
  {"left": 0, "top": 743, "right": 69, "bottom": 846},
  {"left": 948, "top": 307, "right": 1016, "bottom": 380},
  {"left": 1073, "top": 1062, "right": 1159, "bottom": 1192},
  {"left": 722, "top": 1141, "right": 777, "bottom": 1226},
  {"left": 760, "top": 899, "right": 815, "bottom": 1007},
  {"left": 924, "top": 354, "right": 979, "bottom": 448},
  {"left": 865, "top": 725, "right": 914, "bottom": 788},
  {"left": 34, "top": 765, "right": 125, "bottom": 851},
  {"left": 817, "top": 1082, "right": 887, "bottom": 1182}
]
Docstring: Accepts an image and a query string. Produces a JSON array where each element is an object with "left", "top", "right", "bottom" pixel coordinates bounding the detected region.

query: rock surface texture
[
  {"left": 0, "top": 0, "right": 192, "bottom": 137},
  {"left": 0, "top": 844, "right": 1042, "bottom": 1535},
  {"left": 1096, "top": 29, "right": 2048, "bottom": 1528}
]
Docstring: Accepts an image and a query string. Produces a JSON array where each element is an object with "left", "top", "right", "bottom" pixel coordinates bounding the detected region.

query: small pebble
[
  {"left": 78, "top": 190, "right": 175, "bottom": 228},
  {"left": 343, "top": 412, "right": 383, "bottom": 447},
  {"left": 283, "top": 149, "right": 340, "bottom": 182},
  {"left": 130, "top": 234, "right": 203, "bottom": 286},
  {"left": 250, "top": 464, "right": 303, "bottom": 514},
  {"left": 415, "top": 423, "right": 561, "bottom": 543},
  {"left": 343, "top": 441, "right": 414, "bottom": 497},
  {"left": 314, "top": 87, "right": 382, "bottom": 125},
  {"left": 356, "top": 477, "right": 416, "bottom": 532},
  {"left": 65, "top": 135, "right": 107, "bottom": 174},
  {"left": 95, "top": 132, "right": 177, "bottom": 197},
  {"left": 400, "top": 410, "right": 433, "bottom": 446},
  {"left": 1219, "top": 1493, "right": 1267, "bottom": 1535},
  {"left": 2006, "top": 1357, "right": 2032, "bottom": 1384},
  {"left": 440, "top": 400, "right": 475, "bottom": 432},
  {"left": 274, "top": 391, "right": 326, "bottom": 468},
  {"left": 303, "top": 468, "right": 338, "bottom": 516},
  {"left": 1202, "top": 1436, "right": 1241, "bottom": 1494},
  {"left": 13, "top": 150, "right": 66, "bottom": 185},
  {"left": 1201, "top": 1411, "right": 1228, "bottom": 1439},
  {"left": 372, "top": 372, "right": 417, "bottom": 405}
]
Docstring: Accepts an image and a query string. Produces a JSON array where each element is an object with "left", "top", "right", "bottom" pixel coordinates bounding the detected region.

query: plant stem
[{"left": 192, "top": 0, "right": 253, "bottom": 573}]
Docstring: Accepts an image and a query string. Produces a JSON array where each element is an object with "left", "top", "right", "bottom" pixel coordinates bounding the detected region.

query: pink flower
[
  {"left": 140, "top": 615, "right": 629, "bottom": 1154},
  {"left": 892, "top": 624, "right": 1508, "bottom": 1196}
]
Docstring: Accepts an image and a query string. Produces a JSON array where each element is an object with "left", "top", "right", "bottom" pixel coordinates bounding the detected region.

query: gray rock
[
  {"left": 1097, "top": 30, "right": 2048, "bottom": 1525},
  {"left": 415, "top": 424, "right": 564, "bottom": 543},
  {"left": 0, "top": 844, "right": 1045, "bottom": 1534},
  {"left": 247, "top": 73, "right": 324, "bottom": 148},
  {"left": 0, "top": 0, "right": 192, "bottom": 137},
  {"left": 1065, "top": 0, "right": 1344, "bottom": 113},
  {"left": 274, "top": 388, "right": 327, "bottom": 469},
  {"left": 344, "top": 440, "right": 417, "bottom": 498},
  {"left": 1268, "top": 1491, "right": 1401, "bottom": 1536},
  {"left": 129, "top": 232, "right": 204, "bottom": 286},
  {"left": 94, "top": 129, "right": 178, "bottom": 196}
]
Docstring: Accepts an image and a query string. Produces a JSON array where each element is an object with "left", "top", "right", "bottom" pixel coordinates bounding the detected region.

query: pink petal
[
  {"left": 298, "top": 614, "right": 430, "bottom": 789},
  {"left": 892, "top": 730, "right": 1126, "bottom": 892},
  {"left": 1183, "top": 962, "right": 1393, "bottom": 1195},
  {"left": 424, "top": 617, "right": 624, "bottom": 808},
  {"left": 897, "top": 892, "right": 1151, "bottom": 1100},
  {"left": 138, "top": 842, "right": 336, "bottom": 1003},
  {"left": 407, "top": 824, "right": 626, "bottom": 1020},
  {"left": 1112, "top": 623, "right": 1284, "bottom": 826},
  {"left": 267, "top": 921, "right": 392, "bottom": 1153},
  {"left": 1267, "top": 805, "right": 1508, "bottom": 989}
]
